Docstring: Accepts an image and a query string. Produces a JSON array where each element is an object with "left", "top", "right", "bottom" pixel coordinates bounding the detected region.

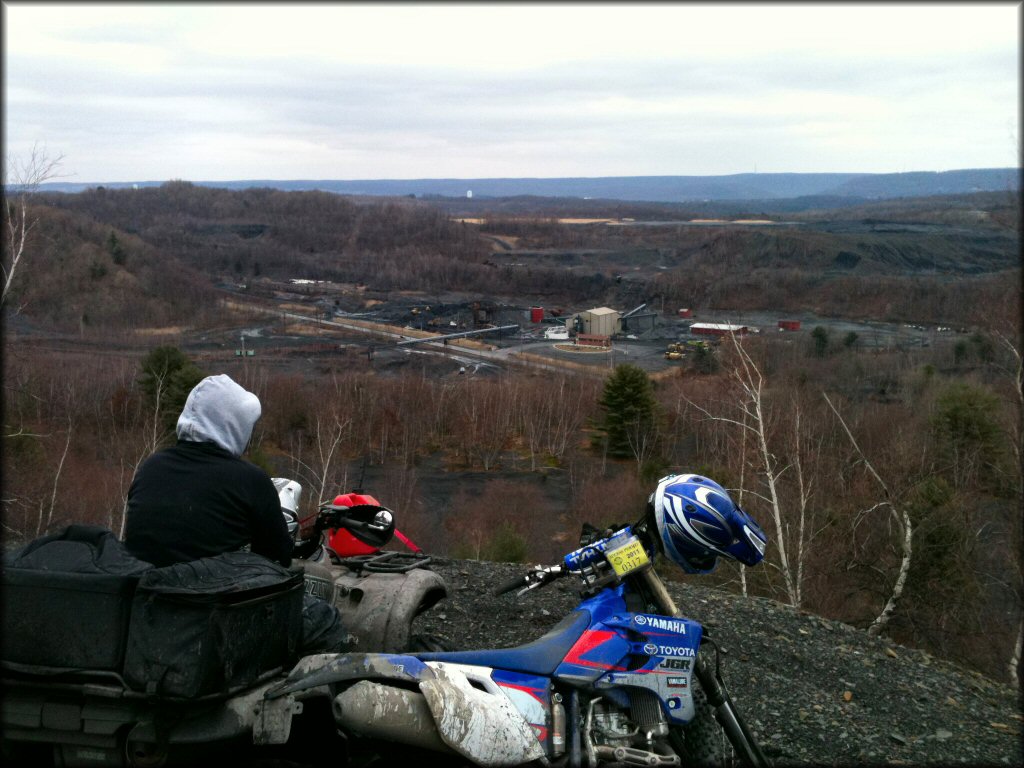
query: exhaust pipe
[{"left": 332, "top": 680, "right": 455, "bottom": 755}]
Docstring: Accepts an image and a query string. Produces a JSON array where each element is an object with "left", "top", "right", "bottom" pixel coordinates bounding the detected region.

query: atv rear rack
[{"left": 336, "top": 551, "right": 433, "bottom": 574}]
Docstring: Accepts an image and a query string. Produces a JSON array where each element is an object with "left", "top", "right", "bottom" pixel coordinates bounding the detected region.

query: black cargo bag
[
  {"left": 123, "top": 552, "right": 303, "bottom": 698},
  {"left": 1, "top": 525, "right": 153, "bottom": 673}
]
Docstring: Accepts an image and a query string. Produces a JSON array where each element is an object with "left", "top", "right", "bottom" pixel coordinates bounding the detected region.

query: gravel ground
[{"left": 412, "top": 558, "right": 1022, "bottom": 768}]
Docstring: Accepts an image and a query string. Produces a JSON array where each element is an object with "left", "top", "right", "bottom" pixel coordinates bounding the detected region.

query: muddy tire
[{"left": 669, "top": 682, "right": 731, "bottom": 767}]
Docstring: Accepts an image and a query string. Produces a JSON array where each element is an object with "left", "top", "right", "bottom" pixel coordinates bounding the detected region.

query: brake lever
[{"left": 315, "top": 504, "right": 350, "bottom": 533}]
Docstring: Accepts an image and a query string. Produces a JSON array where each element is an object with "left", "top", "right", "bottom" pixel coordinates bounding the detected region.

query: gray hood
[{"left": 176, "top": 374, "right": 261, "bottom": 457}]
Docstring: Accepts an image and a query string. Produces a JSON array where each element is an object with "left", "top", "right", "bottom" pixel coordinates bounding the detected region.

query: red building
[{"left": 576, "top": 333, "right": 612, "bottom": 348}]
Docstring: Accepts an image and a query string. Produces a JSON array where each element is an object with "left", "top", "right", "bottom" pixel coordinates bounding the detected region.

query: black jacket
[{"left": 124, "top": 440, "right": 292, "bottom": 568}]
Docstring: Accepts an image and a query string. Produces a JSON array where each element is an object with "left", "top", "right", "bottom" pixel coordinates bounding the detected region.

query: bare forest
[{"left": 3, "top": 180, "right": 1021, "bottom": 685}]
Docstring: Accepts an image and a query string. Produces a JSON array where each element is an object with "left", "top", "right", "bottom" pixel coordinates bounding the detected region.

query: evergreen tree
[
  {"left": 594, "top": 364, "right": 660, "bottom": 460},
  {"left": 106, "top": 230, "right": 126, "bottom": 265},
  {"left": 691, "top": 343, "right": 719, "bottom": 374},
  {"left": 810, "top": 326, "right": 830, "bottom": 357},
  {"left": 932, "top": 382, "right": 1005, "bottom": 490},
  {"left": 139, "top": 346, "right": 204, "bottom": 439},
  {"left": 483, "top": 522, "right": 528, "bottom": 563}
]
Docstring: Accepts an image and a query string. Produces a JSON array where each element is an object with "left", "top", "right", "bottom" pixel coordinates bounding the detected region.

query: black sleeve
[{"left": 247, "top": 471, "right": 294, "bottom": 567}]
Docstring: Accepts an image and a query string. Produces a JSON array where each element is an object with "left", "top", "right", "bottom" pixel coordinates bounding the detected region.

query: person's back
[
  {"left": 124, "top": 373, "right": 350, "bottom": 654},
  {"left": 124, "top": 374, "right": 291, "bottom": 568}
]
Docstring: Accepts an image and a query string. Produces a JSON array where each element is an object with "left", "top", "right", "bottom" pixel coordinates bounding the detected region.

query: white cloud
[{"left": 3, "top": 2, "right": 1018, "bottom": 181}]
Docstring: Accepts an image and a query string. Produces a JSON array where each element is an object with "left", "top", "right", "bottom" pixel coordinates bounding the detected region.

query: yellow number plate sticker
[{"left": 607, "top": 537, "right": 650, "bottom": 577}]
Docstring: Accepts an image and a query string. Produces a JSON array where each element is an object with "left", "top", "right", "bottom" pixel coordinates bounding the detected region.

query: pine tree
[
  {"left": 810, "top": 326, "right": 830, "bottom": 357},
  {"left": 106, "top": 230, "right": 126, "bottom": 265},
  {"left": 595, "top": 364, "right": 660, "bottom": 460},
  {"left": 139, "top": 346, "right": 204, "bottom": 439}
]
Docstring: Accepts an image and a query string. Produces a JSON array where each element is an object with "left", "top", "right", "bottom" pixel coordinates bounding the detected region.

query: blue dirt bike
[{"left": 267, "top": 474, "right": 771, "bottom": 767}]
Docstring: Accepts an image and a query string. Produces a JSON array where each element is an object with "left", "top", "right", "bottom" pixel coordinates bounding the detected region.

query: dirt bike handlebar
[
  {"left": 495, "top": 574, "right": 528, "bottom": 596},
  {"left": 494, "top": 565, "right": 566, "bottom": 596}
]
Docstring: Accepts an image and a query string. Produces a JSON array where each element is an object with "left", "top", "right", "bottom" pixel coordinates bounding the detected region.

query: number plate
[{"left": 606, "top": 537, "right": 650, "bottom": 577}]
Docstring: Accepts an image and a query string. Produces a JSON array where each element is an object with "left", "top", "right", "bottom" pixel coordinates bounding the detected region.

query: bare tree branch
[
  {"left": 823, "top": 391, "right": 913, "bottom": 637},
  {"left": 728, "top": 333, "right": 799, "bottom": 606},
  {"left": 3, "top": 145, "right": 65, "bottom": 307},
  {"left": 37, "top": 415, "right": 72, "bottom": 537}
]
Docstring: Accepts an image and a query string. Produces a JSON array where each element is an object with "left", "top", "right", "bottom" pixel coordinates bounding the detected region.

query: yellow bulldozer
[{"left": 664, "top": 342, "right": 685, "bottom": 360}]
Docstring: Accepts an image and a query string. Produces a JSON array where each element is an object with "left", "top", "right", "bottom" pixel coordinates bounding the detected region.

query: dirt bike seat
[{"left": 415, "top": 609, "right": 590, "bottom": 676}]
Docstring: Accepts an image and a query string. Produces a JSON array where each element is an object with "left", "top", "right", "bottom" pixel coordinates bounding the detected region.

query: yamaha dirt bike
[{"left": 265, "top": 515, "right": 771, "bottom": 767}]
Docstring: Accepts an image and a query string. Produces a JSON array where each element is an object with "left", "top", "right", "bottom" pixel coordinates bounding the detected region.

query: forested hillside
[
  {"left": 6, "top": 182, "right": 1019, "bottom": 335},
  {"left": 5, "top": 331, "right": 1020, "bottom": 683}
]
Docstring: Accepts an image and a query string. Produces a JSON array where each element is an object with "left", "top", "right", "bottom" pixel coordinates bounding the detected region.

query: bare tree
[
  {"left": 455, "top": 377, "right": 515, "bottom": 471},
  {"left": 32, "top": 414, "right": 72, "bottom": 538},
  {"left": 992, "top": 329, "right": 1023, "bottom": 684},
  {"left": 685, "top": 334, "right": 800, "bottom": 605},
  {"left": 991, "top": 328, "right": 1023, "bottom": 478},
  {"left": 288, "top": 413, "right": 353, "bottom": 509},
  {"left": 117, "top": 404, "right": 168, "bottom": 539},
  {"left": 3, "top": 145, "right": 64, "bottom": 307},
  {"left": 679, "top": 333, "right": 836, "bottom": 608},
  {"left": 823, "top": 392, "right": 913, "bottom": 638},
  {"left": 790, "top": 400, "right": 827, "bottom": 607}
]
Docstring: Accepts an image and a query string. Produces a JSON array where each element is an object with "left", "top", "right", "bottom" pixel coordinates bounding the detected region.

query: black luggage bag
[
  {"left": 122, "top": 552, "right": 304, "bottom": 698},
  {"left": 1, "top": 525, "right": 153, "bottom": 673}
]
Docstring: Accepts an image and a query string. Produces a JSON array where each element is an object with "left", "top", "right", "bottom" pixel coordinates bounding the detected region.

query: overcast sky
[{"left": 3, "top": 2, "right": 1020, "bottom": 183}]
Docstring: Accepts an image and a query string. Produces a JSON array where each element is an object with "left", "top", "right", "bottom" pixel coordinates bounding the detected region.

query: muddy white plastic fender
[
  {"left": 420, "top": 662, "right": 545, "bottom": 767},
  {"left": 333, "top": 680, "right": 454, "bottom": 755},
  {"left": 332, "top": 567, "right": 447, "bottom": 652}
]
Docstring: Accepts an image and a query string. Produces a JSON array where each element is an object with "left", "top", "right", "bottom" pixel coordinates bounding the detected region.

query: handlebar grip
[{"left": 494, "top": 573, "right": 527, "bottom": 596}]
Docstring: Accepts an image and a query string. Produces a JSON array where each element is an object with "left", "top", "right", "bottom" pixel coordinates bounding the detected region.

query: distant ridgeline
[{"left": 38, "top": 168, "right": 1019, "bottom": 205}]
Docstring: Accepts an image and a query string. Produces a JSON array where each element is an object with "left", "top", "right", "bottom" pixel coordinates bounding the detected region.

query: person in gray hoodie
[
  {"left": 125, "top": 374, "right": 351, "bottom": 653},
  {"left": 124, "top": 374, "right": 291, "bottom": 568}
]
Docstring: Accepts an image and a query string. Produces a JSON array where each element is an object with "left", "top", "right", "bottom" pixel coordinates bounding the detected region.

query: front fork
[
  {"left": 693, "top": 652, "right": 770, "bottom": 768},
  {"left": 638, "top": 569, "right": 771, "bottom": 768}
]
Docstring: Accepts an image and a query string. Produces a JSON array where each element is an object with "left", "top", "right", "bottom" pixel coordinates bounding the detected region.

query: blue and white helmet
[{"left": 650, "top": 474, "right": 767, "bottom": 574}]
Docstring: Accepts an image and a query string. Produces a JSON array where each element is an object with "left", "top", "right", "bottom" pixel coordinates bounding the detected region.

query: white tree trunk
[
  {"left": 3, "top": 146, "right": 64, "bottom": 306},
  {"left": 824, "top": 393, "right": 913, "bottom": 637},
  {"left": 1009, "top": 615, "right": 1022, "bottom": 685},
  {"left": 684, "top": 335, "right": 802, "bottom": 606},
  {"left": 867, "top": 503, "right": 913, "bottom": 637},
  {"left": 734, "top": 336, "right": 799, "bottom": 606}
]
